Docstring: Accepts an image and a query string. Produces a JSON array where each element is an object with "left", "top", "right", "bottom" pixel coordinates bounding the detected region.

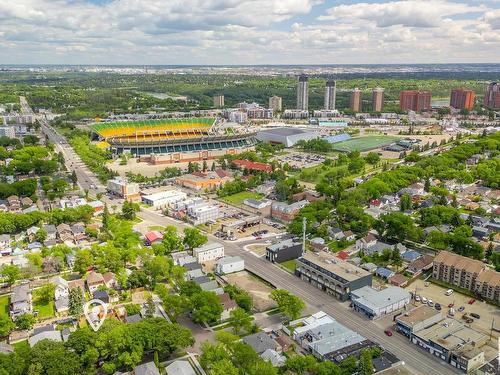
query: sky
[{"left": 0, "top": 0, "right": 499, "bottom": 65}]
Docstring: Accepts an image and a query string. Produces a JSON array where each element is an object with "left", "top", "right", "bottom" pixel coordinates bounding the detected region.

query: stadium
[{"left": 90, "top": 118, "right": 257, "bottom": 165}]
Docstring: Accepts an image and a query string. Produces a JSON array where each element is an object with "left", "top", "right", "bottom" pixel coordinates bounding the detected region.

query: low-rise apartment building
[
  {"left": 271, "top": 200, "right": 309, "bottom": 223},
  {"left": 107, "top": 178, "right": 141, "bottom": 202},
  {"left": 295, "top": 251, "right": 372, "bottom": 301},
  {"left": 193, "top": 242, "right": 224, "bottom": 263}
]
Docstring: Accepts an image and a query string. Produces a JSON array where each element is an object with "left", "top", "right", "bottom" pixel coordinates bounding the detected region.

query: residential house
[
  {"left": 407, "top": 255, "right": 434, "bottom": 275},
  {"left": 134, "top": 361, "right": 161, "bottom": 375},
  {"left": 21, "top": 197, "right": 33, "bottom": 207},
  {"left": 328, "top": 227, "right": 345, "bottom": 240},
  {"left": 28, "top": 326, "right": 62, "bottom": 347},
  {"left": 144, "top": 231, "right": 163, "bottom": 245},
  {"left": 10, "top": 283, "right": 32, "bottom": 318},
  {"left": 71, "top": 223, "right": 86, "bottom": 242},
  {"left": 402, "top": 250, "right": 422, "bottom": 263},
  {"left": 376, "top": 267, "right": 395, "bottom": 279},
  {"left": 355, "top": 234, "right": 377, "bottom": 252},
  {"left": 53, "top": 276, "right": 69, "bottom": 300},
  {"left": 86, "top": 271, "right": 105, "bottom": 293},
  {"left": 0, "top": 234, "right": 11, "bottom": 250},
  {"left": 242, "top": 332, "right": 281, "bottom": 355},
  {"left": 219, "top": 293, "right": 238, "bottom": 320},
  {"left": 261, "top": 349, "right": 286, "bottom": 367},
  {"left": 343, "top": 230, "right": 356, "bottom": 241},
  {"left": 388, "top": 274, "right": 408, "bottom": 287},
  {"left": 193, "top": 242, "right": 224, "bottom": 263},
  {"left": 214, "top": 256, "right": 244, "bottom": 275},
  {"left": 165, "top": 360, "right": 195, "bottom": 375},
  {"left": 102, "top": 272, "right": 118, "bottom": 289},
  {"left": 57, "top": 223, "right": 74, "bottom": 243},
  {"left": 68, "top": 279, "right": 85, "bottom": 294},
  {"left": 26, "top": 226, "right": 39, "bottom": 242},
  {"left": 43, "top": 224, "right": 57, "bottom": 240}
]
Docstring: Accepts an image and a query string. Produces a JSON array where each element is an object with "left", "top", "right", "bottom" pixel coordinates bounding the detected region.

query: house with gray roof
[
  {"left": 28, "top": 328, "right": 62, "bottom": 347},
  {"left": 10, "top": 283, "right": 32, "bottom": 318},
  {"left": 242, "top": 332, "right": 281, "bottom": 355},
  {"left": 261, "top": 349, "right": 286, "bottom": 367},
  {"left": 134, "top": 361, "right": 160, "bottom": 375},
  {"left": 166, "top": 360, "right": 196, "bottom": 375}
]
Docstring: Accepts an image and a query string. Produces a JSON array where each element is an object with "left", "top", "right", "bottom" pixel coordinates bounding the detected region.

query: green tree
[
  {"left": 36, "top": 283, "right": 55, "bottom": 304},
  {"left": 190, "top": 291, "right": 223, "bottom": 324},
  {"left": 210, "top": 359, "right": 239, "bottom": 375},
  {"left": 358, "top": 349, "right": 374, "bottom": 375},
  {"left": 1, "top": 265, "right": 21, "bottom": 285},
  {"left": 73, "top": 249, "right": 94, "bottom": 274},
  {"left": 365, "top": 152, "right": 380, "bottom": 165},
  {"left": 316, "top": 361, "right": 341, "bottom": 375},
  {"left": 0, "top": 315, "right": 15, "bottom": 337},
  {"left": 270, "top": 289, "right": 305, "bottom": 321},
  {"left": 143, "top": 256, "right": 171, "bottom": 288},
  {"left": 285, "top": 355, "right": 317, "bottom": 375},
  {"left": 29, "top": 339, "right": 83, "bottom": 375},
  {"left": 69, "top": 287, "right": 84, "bottom": 317},
  {"left": 162, "top": 225, "right": 182, "bottom": 254},
  {"left": 162, "top": 294, "right": 189, "bottom": 320},
  {"left": 229, "top": 308, "right": 253, "bottom": 335},
  {"left": 182, "top": 227, "right": 207, "bottom": 250},
  {"left": 34, "top": 228, "right": 47, "bottom": 243},
  {"left": 399, "top": 193, "right": 412, "bottom": 211},
  {"left": 15, "top": 313, "right": 36, "bottom": 330},
  {"left": 121, "top": 201, "right": 139, "bottom": 220}
]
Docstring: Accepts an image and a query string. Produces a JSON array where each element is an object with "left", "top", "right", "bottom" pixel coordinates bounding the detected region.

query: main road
[{"left": 138, "top": 209, "right": 456, "bottom": 375}]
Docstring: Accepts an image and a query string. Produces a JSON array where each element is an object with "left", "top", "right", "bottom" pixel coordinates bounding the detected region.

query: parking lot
[
  {"left": 406, "top": 279, "right": 500, "bottom": 336},
  {"left": 272, "top": 151, "right": 326, "bottom": 169}
]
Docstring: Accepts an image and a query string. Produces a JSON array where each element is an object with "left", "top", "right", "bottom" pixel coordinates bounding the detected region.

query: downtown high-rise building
[
  {"left": 324, "top": 79, "right": 336, "bottom": 110},
  {"left": 269, "top": 95, "right": 282, "bottom": 111},
  {"left": 399, "top": 90, "right": 431, "bottom": 112},
  {"left": 450, "top": 88, "right": 475, "bottom": 110},
  {"left": 296, "top": 74, "right": 309, "bottom": 110},
  {"left": 484, "top": 82, "right": 500, "bottom": 109},
  {"left": 372, "top": 88, "right": 384, "bottom": 112},
  {"left": 213, "top": 95, "right": 225, "bottom": 107},
  {"left": 350, "top": 88, "right": 362, "bottom": 112}
]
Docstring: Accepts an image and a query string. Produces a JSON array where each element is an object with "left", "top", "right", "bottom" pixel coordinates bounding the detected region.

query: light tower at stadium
[{"left": 90, "top": 117, "right": 256, "bottom": 165}]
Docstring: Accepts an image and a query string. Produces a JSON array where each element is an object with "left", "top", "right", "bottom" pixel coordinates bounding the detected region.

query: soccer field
[{"left": 332, "top": 136, "right": 398, "bottom": 152}]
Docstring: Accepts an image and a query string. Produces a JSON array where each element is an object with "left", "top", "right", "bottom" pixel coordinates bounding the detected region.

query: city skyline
[{"left": 0, "top": 0, "right": 499, "bottom": 65}]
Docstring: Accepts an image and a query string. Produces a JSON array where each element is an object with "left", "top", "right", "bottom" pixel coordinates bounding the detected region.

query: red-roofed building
[
  {"left": 336, "top": 251, "right": 349, "bottom": 261},
  {"left": 232, "top": 159, "right": 272, "bottom": 173},
  {"left": 144, "top": 231, "right": 163, "bottom": 245}
]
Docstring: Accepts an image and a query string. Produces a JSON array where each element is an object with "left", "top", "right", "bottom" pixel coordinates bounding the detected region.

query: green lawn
[
  {"left": 220, "top": 191, "right": 263, "bottom": 206},
  {"left": 332, "top": 135, "right": 398, "bottom": 152},
  {"left": 280, "top": 260, "right": 297, "bottom": 273},
  {"left": 33, "top": 300, "right": 55, "bottom": 319},
  {"left": 0, "top": 295, "right": 9, "bottom": 318},
  {"left": 12, "top": 340, "right": 29, "bottom": 352}
]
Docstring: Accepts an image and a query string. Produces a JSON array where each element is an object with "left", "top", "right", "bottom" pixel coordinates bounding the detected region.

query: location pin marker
[{"left": 84, "top": 299, "right": 108, "bottom": 331}]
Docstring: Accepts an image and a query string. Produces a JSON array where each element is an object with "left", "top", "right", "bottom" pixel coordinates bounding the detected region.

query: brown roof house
[
  {"left": 407, "top": 255, "right": 434, "bottom": 275},
  {"left": 218, "top": 293, "right": 238, "bottom": 321},
  {"left": 86, "top": 271, "right": 105, "bottom": 293},
  {"left": 102, "top": 272, "right": 118, "bottom": 289}
]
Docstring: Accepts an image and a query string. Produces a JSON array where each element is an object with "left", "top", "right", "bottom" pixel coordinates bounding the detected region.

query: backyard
[
  {"left": 33, "top": 290, "right": 55, "bottom": 319},
  {"left": 219, "top": 191, "right": 263, "bottom": 206},
  {"left": 0, "top": 295, "right": 9, "bottom": 317},
  {"left": 332, "top": 135, "right": 398, "bottom": 152}
]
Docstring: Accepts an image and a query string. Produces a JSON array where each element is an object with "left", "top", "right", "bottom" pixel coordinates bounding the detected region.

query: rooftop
[
  {"left": 298, "top": 251, "right": 371, "bottom": 282},
  {"left": 193, "top": 242, "right": 223, "bottom": 254},
  {"left": 434, "top": 251, "right": 485, "bottom": 274},
  {"left": 396, "top": 305, "right": 442, "bottom": 327},
  {"left": 259, "top": 127, "right": 309, "bottom": 136},
  {"left": 352, "top": 286, "right": 410, "bottom": 310},
  {"left": 267, "top": 238, "right": 302, "bottom": 253}
]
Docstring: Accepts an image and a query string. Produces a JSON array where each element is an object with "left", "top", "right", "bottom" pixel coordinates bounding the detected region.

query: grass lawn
[
  {"left": 220, "top": 191, "right": 263, "bottom": 206},
  {"left": 148, "top": 225, "right": 165, "bottom": 231},
  {"left": 0, "top": 295, "right": 9, "bottom": 318},
  {"left": 12, "top": 340, "right": 29, "bottom": 351},
  {"left": 280, "top": 260, "right": 297, "bottom": 273},
  {"left": 333, "top": 135, "right": 398, "bottom": 152},
  {"left": 33, "top": 294, "right": 55, "bottom": 319},
  {"left": 295, "top": 163, "right": 348, "bottom": 184}
]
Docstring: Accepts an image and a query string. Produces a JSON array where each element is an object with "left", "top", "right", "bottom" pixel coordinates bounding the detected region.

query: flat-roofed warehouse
[{"left": 256, "top": 127, "right": 318, "bottom": 147}]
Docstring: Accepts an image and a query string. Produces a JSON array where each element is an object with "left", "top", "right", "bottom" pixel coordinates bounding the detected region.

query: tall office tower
[
  {"left": 269, "top": 96, "right": 283, "bottom": 111},
  {"left": 372, "top": 88, "right": 384, "bottom": 112},
  {"left": 484, "top": 82, "right": 500, "bottom": 109},
  {"left": 399, "top": 90, "right": 432, "bottom": 112},
  {"left": 324, "top": 79, "right": 336, "bottom": 110},
  {"left": 213, "top": 95, "right": 225, "bottom": 107},
  {"left": 296, "top": 74, "right": 309, "bottom": 110},
  {"left": 350, "top": 88, "right": 362, "bottom": 112},
  {"left": 450, "top": 88, "right": 475, "bottom": 110}
]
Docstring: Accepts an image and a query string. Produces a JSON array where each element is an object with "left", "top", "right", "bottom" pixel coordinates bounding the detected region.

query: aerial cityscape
[{"left": 0, "top": 1, "right": 500, "bottom": 375}]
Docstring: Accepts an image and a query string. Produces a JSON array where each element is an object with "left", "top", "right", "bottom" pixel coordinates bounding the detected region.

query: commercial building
[
  {"left": 232, "top": 159, "right": 272, "bottom": 173},
  {"left": 213, "top": 95, "right": 225, "bottom": 107},
  {"left": 433, "top": 251, "right": 500, "bottom": 303},
  {"left": 256, "top": 127, "right": 318, "bottom": 147},
  {"left": 295, "top": 251, "right": 372, "bottom": 301},
  {"left": 450, "top": 88, "right": 475, "bottom": 110},
  {"left": 282, "top": 109, "right": 309, "bottom": 119},
  {"left": 372, "top": 88, "right": 384, "bottom": 112},
  {"left": 175, "top": 171, "right": 230, "bottom": 191},
  {"left": 228, "top": 110, "right": 247, "bottom": 124},
  {"left": 399, "top": 90, "right": 432, "bottom": 112},
  {"left": 351, "top": 286, "right": 410, "bottom": 319},
  {"left": 187, "top": 202, "right": 219, "bottom": 225},
  {"left": 107, "top": 177, "right": 141, "bottom": 202},
  {"left": 271, "top": 200, "right": 309, "bottom": 223},
  {"left": 324, "top": 79, "right": 336, "bottom": 110},
  {"left": 269, "top": 96, "right": 283, "bottom": 112},
  {"left": 193, "top": 242, "right": 224, "bottom": 262},
  {"left": 350, "top": 89, "right": 362, "bottom": 112},
  {"left": 395, "top": 305, "right": 443, "bottom": 338},
  {"left": 214, "top": 256, "right": 244, "bottom": 275},
  {"left": 288, "top": 311, "right": 372, "bottom": 361},
  {"left": 483, "top": 82, "right": 500, "bottom": 109},
  {"left": 297, "top": 74, "right": 309, "bottom": 110},
  {"left": 141, "top": 189, "right": 187, "bottom": 209},
  {"left": 266, "top": 238, "right": 303, "bottom": 263}
]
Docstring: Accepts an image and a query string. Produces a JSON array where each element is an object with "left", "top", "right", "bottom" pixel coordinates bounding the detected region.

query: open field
[
  {"left": 333, "top": 135, "right": 398, "bottom": 152},
  {"left": 225, "top": 271, "right": 276, "bottom": 312},
  {"left": 220, "top": 191, "right": 263, "bottom": 206}
]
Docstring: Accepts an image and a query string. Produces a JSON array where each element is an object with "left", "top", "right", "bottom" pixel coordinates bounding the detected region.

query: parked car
[
  {"left": 384, "top": 330, "right": 393, "bottom": 337},
  {"left": 415, "top": 295, "right": 421, "bottom": 302},
  {"left": 435, "top": 303, "right": 441, "bottom": 310},
  {"left": 458, "top": 306, "right": 465, "bottom": 312},
  {"left": 447, "top": 303, "right": 454, "bottom": 308},
  {"left": 470, "top": 313, "right": 480, "bottom": 319},
  {"left": 468, "top": 299, "right": 476, "bottom": 305},
  {"left": 427, "top": 300, "right": 434, "bottom": 307},
  {"left": 421, "top": 297, "right": 428, "bottom": 304}
]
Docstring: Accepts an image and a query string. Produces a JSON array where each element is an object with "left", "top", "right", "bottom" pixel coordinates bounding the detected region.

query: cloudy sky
[{"left": 0, "top": 0, "right": 499, "bottom": 65}]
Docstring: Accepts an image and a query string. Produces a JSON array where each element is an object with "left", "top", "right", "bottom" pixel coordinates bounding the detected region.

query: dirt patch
[
  {"left": 246, "top": 244, "right": 267, "bottom": 256},
  {"left": 225, "top": 271, "right": 276, "bottom": 312}
]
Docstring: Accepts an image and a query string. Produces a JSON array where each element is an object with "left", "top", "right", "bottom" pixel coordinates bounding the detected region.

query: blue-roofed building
[
  {"left": 325, "top": 133, "right": 351, "bottom": 144},
  {"left": 376, "top": 267, "right": 395, "bottom": 279},
  {"left": 402, "top": 250, "right": 421, "bottom": 263}
]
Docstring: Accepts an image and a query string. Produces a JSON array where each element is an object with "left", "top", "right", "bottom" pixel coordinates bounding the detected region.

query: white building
[
  {"left": 142, "top": 190, "right": 187, "bottom": 209},
  {"left": 351, "top": 286, "right": 411, "bottom": 319},
  {"left": 188, "top": 203, "right": 219, "bottom": 225},
  {"left": 106, "top": 177, "right": 140, "bottom": 201},
  {"left": 215, "top": 256, "right": 244, "bottom": 275},
  {"left": 193, "top": 242, "right": 224, "bottom": 263},
  {"left": 228, "top": 110, "right": 248, "bottom": 124}
]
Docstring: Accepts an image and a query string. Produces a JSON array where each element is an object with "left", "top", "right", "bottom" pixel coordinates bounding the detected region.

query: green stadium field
[{"left": 332, "top": 136, "right": 398, "bottom": 152}]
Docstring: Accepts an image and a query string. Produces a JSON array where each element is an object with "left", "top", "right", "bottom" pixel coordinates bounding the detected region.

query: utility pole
[{"left": 302, "top": 217, "right": 307, "bottom": 256}]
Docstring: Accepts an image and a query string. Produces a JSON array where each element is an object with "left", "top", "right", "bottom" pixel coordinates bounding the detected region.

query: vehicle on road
[
  {"left": 470, "top": 313, "right": 480, "bottom": 319},
  {"left": 445, "top": 289, "right": 454, "bottom": 296},
  {"left": 384, "top": 330, "right": 393, "bottom": 337},
  {"left": 458, "top": 306, "right": 465, "bottom": 312}
]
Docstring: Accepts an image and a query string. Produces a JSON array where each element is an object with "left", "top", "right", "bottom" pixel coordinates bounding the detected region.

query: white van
[{"left": 445, "top": 289, "right": 454, "bottom": 296}]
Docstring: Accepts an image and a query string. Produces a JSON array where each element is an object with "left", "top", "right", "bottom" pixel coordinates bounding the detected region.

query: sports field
[{"left": 332, "top": 135, "right": 398, "bottom": 152}]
